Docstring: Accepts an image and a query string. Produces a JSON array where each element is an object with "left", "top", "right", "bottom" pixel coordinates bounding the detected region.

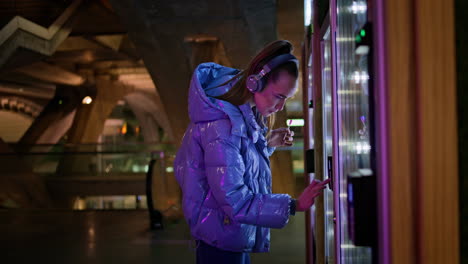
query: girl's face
[{"left": 253, "top": 70, "right": 298, "bottom": 117}]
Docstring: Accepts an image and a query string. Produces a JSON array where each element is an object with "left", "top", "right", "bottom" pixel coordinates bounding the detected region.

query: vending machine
[{"left": 303, "top": 0, "right": 381, "bottom": 263}]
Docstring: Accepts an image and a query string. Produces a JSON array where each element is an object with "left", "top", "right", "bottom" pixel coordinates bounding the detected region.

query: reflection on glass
[
  {"left": 321, "top": 27, "right": 335, "bottom": 264},
  {"left": 73, "top": 195, "right": 148, "bottom": 210},
  {"left": 336, "top": 0, "right": 372, "bottom": 263}
]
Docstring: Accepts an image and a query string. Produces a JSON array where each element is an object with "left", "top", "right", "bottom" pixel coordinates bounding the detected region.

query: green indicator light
[
  {"left": 360, "top": 29, "right": 366, "bottom": 37},
  {"left": 58, "top": 100, "right": 63, "bottom": 105},
  {"left": 356, "top": 35, "right": 362, "bottom": 43}
]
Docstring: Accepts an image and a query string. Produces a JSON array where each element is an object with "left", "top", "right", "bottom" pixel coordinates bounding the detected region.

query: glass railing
[
  {"left": 6, "top": 142, "right": 176, "bottom": 178},
  {"left": 2, "top": 143, "right": 179, "bottom": 218},
  {"left": 2, "top": 142, "right": 300, "bottom": 219}
]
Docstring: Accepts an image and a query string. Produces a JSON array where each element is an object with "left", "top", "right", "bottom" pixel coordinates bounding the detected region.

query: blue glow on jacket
[{"left": 174, "top": 62, "right": 292, "bottom": 253}]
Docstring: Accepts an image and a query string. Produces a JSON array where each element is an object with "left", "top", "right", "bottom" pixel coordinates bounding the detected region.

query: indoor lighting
[
  {"left": 304, "top": 0, "right": 312, "bottom": 26},
  {"left": 352, "top": 71, "right": 369, "bottom": 84},
  {"left": 82, "top": 96, "right": 93, "bottom": 104},
  {"left": 286, "top": 119, "right": 305, "bottom": 127},
  {"left": 355, "top": 141, "right": 371, "bottom": 154},
  {"left": 350, "top": 1, "right": 367, "bottom": 14}
]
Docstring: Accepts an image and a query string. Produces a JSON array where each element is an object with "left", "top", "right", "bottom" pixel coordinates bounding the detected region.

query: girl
[{"left": 174, "top": 40, "right": 330, "bottom": 264}]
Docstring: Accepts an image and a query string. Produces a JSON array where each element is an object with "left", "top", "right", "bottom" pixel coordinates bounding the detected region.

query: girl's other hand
[{"left": 268, "top": 127, "right": 294, "bottom": 147}]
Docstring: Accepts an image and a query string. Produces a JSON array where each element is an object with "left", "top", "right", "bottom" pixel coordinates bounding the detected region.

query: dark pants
[{"left": 196, "top": 240, "right": 251, "bottom": 264}]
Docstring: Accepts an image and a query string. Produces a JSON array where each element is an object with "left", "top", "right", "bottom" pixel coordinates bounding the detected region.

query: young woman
[{"left": 174, "top": 40, "right": 330, "bottom": 264}]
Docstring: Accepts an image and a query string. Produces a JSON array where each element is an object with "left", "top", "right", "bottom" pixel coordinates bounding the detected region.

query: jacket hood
[{"left": 188, "top": 63, "right": 264, "bottom": 141}]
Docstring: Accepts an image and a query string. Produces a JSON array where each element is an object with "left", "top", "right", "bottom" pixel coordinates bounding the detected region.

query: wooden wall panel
[
  {"left": 385, "top": 0, "right": 459, "bottom": 263},
  {"left": 385, "top": 0, "right": 418, "bottom": 262},
  {"left": 415, "top": 0, "right": 459, "bottom": 263}
]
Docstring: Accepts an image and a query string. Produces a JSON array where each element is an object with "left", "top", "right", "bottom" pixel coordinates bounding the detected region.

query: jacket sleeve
[
  {"left": 202, "top": 121, "right": 291, "bottom": 228},
  {"left": 266, "top": 146, "right": 276, "bottom": 156}
]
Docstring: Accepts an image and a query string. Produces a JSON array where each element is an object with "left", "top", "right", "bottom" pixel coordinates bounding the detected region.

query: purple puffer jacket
[{"left": 174, "top": 62, "right": 292, "bottom": 253}]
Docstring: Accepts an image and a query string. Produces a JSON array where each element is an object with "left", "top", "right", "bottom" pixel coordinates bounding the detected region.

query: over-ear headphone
[{"left": 246, "top": 53, "right": 298, "bottom": 93}]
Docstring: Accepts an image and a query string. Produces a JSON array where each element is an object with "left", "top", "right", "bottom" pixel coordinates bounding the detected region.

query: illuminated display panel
[{"left": 335, "top": 0, "right": 373, "bottom": 262}]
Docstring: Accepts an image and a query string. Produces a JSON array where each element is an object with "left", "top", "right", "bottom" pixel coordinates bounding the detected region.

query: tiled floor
[{"left": 0, "top": 209, "right": 307, "bottom": 264}]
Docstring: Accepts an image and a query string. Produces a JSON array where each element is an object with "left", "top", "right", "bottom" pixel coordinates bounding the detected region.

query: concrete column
[
  {"left": 19, "top": 85, "right": 89, "bottom": 148},
  {"left": 124, "top": 91, "right": 172, "bottom": 143},
  {"left": 66, "top": 76, "right": 134, "bottom": 143},
  {"left": 56, "top": 77, "right": 134, "bottom": 179},
  {"left": 185, "top": 37, "right": 231, "bottom": 70},
  {"left": 109, "top": 0, "right": 277, "bottom": 143}
]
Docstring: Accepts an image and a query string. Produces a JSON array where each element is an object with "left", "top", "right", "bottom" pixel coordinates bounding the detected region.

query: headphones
[{"left": 246, "top": 53, "right": 298, "bottom": 93}]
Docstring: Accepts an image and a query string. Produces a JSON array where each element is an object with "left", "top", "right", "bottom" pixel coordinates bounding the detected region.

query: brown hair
[{"left": 215, "top": 40, "right": 299, "bottom": 130}]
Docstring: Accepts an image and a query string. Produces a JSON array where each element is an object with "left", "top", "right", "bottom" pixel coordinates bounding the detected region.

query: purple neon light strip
[
  {"left": 373, "top": 0, "right": 391, "bottom": 262},
  {"left": 305, "top": 13, "right": 316, "bottom": 263},
  {"left": 329, "top": 0, "right": 341, "bottom": 262}
]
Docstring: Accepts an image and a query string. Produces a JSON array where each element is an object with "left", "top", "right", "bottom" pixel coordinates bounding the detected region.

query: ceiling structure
[{"left": 0, "top": 0, "right": 304, "bottom": 144}]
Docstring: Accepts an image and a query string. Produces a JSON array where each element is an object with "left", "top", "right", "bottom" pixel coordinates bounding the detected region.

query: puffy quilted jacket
[{"left": 174, "top": 62, "right": 292, "bottom": 253}]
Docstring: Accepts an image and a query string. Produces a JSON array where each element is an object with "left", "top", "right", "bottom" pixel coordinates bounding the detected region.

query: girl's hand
[
  {"left": 296, "top": 178, "right": 331, "bottom": 211},
  {"left": 268, "top": 127, "right": 294, "bottom": 147}
]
